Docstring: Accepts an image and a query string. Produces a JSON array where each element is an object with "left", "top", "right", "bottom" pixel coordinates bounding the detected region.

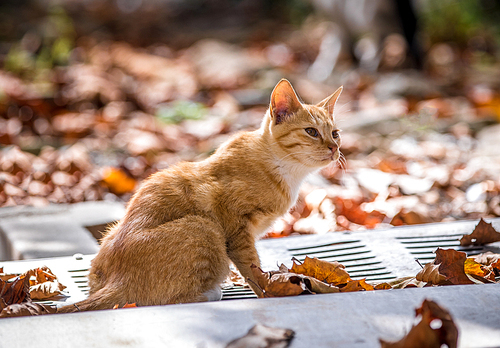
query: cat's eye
[
  {"left": 332, "top": 130, "right": 340, "bottom": 139},
  {"left": 305, "top": 128, "right": 319, "bottom": 137}
]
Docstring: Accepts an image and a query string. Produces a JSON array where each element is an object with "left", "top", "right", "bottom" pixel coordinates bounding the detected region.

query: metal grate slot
[
  {"left": 293, "top": 249, "right": 370, "bottom": 260},
  {"left": 397, "top": 234, "right": 490, "bottom": 261},
  {"left": 287, "top": 240, "right": 360, "bottom": 252},
  {"left": 221, "top": 287, "right": 256, "bottom": 300},
  {"left": 397, "top": 234, "right": 464, "bottom": 241}
]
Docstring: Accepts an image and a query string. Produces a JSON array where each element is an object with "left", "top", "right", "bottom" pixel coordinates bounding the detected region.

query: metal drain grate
[
  {"left": 2, "top": 218, "right": 500, "bottom": 307},
  {"left": 396, "top": 234, "right": 486, "bottom": 262},
  {"left": 287, "top": 239, "right": 395, "bottom": 282}
]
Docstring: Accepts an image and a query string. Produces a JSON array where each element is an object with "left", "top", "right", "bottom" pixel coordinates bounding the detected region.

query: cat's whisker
[{"left": 337, "top": 152, "right": 347, "bottom": 175}]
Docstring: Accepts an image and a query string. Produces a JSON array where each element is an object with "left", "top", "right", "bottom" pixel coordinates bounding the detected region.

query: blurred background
[{"left": 1, "top": 0, "right": 500, "bottom": 236}]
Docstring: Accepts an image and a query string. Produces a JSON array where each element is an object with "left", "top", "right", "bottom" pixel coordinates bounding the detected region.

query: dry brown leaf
[
  {"left": 339, "top": 279, "right": 374, "bottom": 292},
  {"left": 380, "top": 299, "right": 458, "bottom": 348},
  {"left": 415, "top": 263, "right": 449, "bottom": 285},
  {"left": 460, "top": 218, "right": 500, "bottom": 246},
  {"left": 420, "top": 248, "right": 474, "bottom": 285},
  {"left": 0, "top": 302, "right": 57, "bottom": 318},
  {"left": 29, "top": 281, "right": 66, "bottom": 300},
  {"left": 0, "top": 274, "right": 30, "bottom": 310},
  {"left": 373, "top": 282, "right": 392, "bottom": 290},
  {"left": 303, "top": 277, "right": 340, "bottom": 294},
  {"left": 250, "top": 265, "right": 306, "bottom": 298},
  {"left": 290, "top": 256, "right": 351, "bottom": 286},
  {"left": 226, "top": 324, "right": 295, "bottom": 348},
  {"left": 387, "top": 276, "right": 427, "bottom": 289},
  {"left": 24, "top": 266, "right": 58, "bottom": 286},
  {"left": 0, "top": 268, "right": 19, "bottom": 282},
  {"left": 473, "top": 251, "right": 500, "bottom": 270}
]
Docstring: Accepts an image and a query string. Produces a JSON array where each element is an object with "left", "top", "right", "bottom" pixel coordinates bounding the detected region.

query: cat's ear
[
  {"left": 270, "top": 79, "right": 302, "bottom": 125},
  {"left": 317, "top": 86, "right": 343, "bottom": 116}
]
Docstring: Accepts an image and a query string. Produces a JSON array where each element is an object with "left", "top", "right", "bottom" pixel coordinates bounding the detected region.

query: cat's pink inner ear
[
  {"left": 317, "top": 86, "right": 343, "bottom": 116},
  {"left": 270, "top": 79, "right": 301, "bottom": 124}
]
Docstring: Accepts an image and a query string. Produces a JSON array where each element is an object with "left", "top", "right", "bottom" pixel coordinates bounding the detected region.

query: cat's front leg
[{"left": 226, "top": 236, "right": 264, "bottom": 298}]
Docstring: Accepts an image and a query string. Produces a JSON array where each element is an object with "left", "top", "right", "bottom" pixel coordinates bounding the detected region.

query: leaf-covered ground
[{"left": 2, "top": 5, "right": 500, "bottom": 236}]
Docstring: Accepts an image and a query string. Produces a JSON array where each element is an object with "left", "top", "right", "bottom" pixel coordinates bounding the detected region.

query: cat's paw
[{"left": 202, "top": 286, "right": 223, "bottom": 301}]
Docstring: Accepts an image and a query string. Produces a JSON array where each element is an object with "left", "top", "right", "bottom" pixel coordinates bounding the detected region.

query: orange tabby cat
[{"left": 58, "top": 79, "right": 343, "bottom": 312}]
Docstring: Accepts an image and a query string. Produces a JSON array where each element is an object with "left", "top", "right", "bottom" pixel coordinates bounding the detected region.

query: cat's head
[{"left": 263, "top": 79, "right": 343, "bottom": 169}]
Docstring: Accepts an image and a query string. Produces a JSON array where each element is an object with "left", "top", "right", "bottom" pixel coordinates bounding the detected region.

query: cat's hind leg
[{"left": 117, "top": 215, "right": 231, "bottom": 305}]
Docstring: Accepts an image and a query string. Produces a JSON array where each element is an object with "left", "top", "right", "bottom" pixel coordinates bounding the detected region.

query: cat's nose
[{"left": 328, "top": 144, "right": 338, "bottom": 152}]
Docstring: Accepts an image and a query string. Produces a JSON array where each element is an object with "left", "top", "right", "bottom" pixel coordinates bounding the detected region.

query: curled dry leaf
[
  {"left": 250, "top": 265, "right": 306, "bottom": 298},
  {"left": 29, "top": 281, "right": 67, "bottom": 300},
  {"left": 474, "top": 251, "right": 500, "bottom": 267},
  {"left": 339, "top": 279, "right": 374, "bottom": 292},
  {"left": 379, "top": 299, "right": 458, "bottom": 348},
  {"left": 416, "top": 248, "right": 474, "bottom": 286},
  {"left": 0, "top": 302, "right": 57, "bottom": 318},
  {"left": 0, "top": 274, "right": 30, "bottom": 310},
  {"left": 473, "top": 252, "right": 500, "bottom": 277},
  {"left": 302, "top": 276, "right": 340, "bottom": 294},
  {"left": 290, "top": 256, "right": 351, "bottom": 286},
  {"left": 226, "top": 324, "right": 295, "bottom": 348},
  {"left": 373, "top": 282, "right": 392, "bottom": 290},
  {"left": 415, "top": 263, "right": 449, "bottom": 285},
  {"left": 387, "top": 276, "right": 427, "bottom": 289},
  {"left": 26, "top": 266, "right": 58, "bottom": 285},
  {"left": 460, "top": 218, "right": 500, "bottom": 246}
]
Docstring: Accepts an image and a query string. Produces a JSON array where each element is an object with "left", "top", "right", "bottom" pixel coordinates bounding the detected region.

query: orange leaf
[
  {"left": 339, "top": 279, "right": 374, "bottom": 292},
  {"left": 290, "top": 257, "right": 351, "bottom": 286},
  {"left": 464, "top": 258, "right": 488, "bottom": 278},
  {"left": 112, "top": 303, "right": 137, "bottom": 309},
  {"left": 460, "top": 218, "right": 500, "bottom": 246},
  {"left": 101, "top": 167, "right": 137, "bottom": 195},
  {"left": 374, "top": 282, "right": 392, "bottom": 290},
  {"left": 122, "top": 303, "right": 137, "bottom": 308},
  {"left": 380, "top": 299, "right": 458, "bottom": 348}
]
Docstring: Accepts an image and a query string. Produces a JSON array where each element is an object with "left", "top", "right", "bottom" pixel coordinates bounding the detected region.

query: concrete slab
[
  {"left": 0, "top": 201, "right": 125, "bottom": 260},
  {"left": 0, "top": 284, "right": 498, "bottom": 348}
]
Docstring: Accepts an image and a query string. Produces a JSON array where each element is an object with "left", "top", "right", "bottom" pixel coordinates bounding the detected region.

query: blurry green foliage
[
  {"left": 156, "top": 101, "right": 207, "bottom": 124},
  {"left": 4, "top": 6, "right": 75, "bottom": 78},
  {"left": 422, "top": 0, "right": 500, "bottom": 47}
]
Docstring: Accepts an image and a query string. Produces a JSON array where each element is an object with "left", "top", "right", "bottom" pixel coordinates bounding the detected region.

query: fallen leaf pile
[
  {"left": 0, "top": 266, "right": 64, "bottom": 318},
  {"left": 248, "top": 219, "right": 500, "bottom": 297},
  {"left": 379, "top": 299, "right": 458, "bottom": 348},
  {"left": 249, "top": 247, "right": 500, "bottom": 298},
  {"left": 1, "top": 21, "right": 500, "bottom": 235}
]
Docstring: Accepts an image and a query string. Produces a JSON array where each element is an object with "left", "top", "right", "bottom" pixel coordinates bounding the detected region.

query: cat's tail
[{"left": 57, "top": 287, "right": 120, "bottom": 313}]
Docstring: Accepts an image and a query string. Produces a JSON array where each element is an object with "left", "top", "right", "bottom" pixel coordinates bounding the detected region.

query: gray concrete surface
[
  {"left": 0, "top": 201, "right": 125, "bottom": 260},
  {"left": 0, "top": 284, "right": 498, "bottom": 348}
]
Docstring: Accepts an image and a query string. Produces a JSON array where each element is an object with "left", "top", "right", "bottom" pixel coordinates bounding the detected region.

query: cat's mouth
[{"left": 321, "top": 152, "right": 339, "bottom": 162}]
